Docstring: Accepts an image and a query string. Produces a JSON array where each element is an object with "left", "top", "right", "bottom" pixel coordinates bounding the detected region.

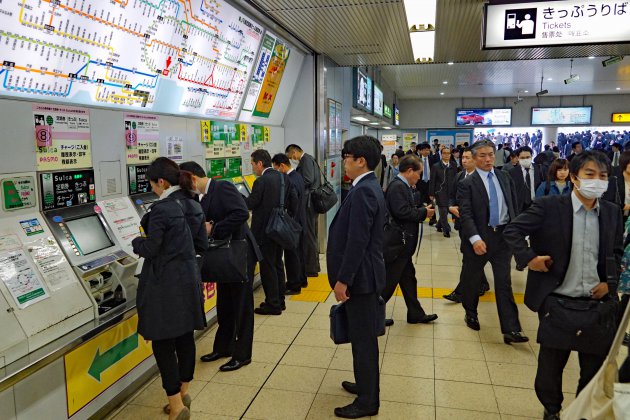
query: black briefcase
[{"left": 329, "top": 297, "right": 386, "bottom": 345}]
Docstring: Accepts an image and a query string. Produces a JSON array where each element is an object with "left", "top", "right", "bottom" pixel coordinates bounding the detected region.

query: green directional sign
[{"left": 88, "top": 332, "right": 139, "bottom": 382}]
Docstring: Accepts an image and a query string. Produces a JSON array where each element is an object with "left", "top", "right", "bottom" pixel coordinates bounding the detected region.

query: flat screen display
[
  {"left": 373, "top": 85, "right": 383, "bottom": 117},
  {"left": 394, "top": 103, "right": 400, "bottom": 126},
  {"left": 235, "top": 182, "right": 250, "bottom": 198},
  {"left": 65, "top": 215, "right": 114, "bottom": 256},
  {"left": 40, "top": 170, "right": 96, "bottom": 211},
  {"left": 353, "top": 68, "right": 373, "bottom": 113},
  {"left": 531, "top": 107, "right": 593, "bottom": 125},
  {"left": 128, "top": 165, "right": 150, "bottom": 195},
  {"left": 456, "top": 108, "right": 512, "bottom": 126}
]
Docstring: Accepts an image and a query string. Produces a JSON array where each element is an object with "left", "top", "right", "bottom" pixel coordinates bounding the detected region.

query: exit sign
[{"left": 612, "top": 113, "right": 630, "bottom": 123}]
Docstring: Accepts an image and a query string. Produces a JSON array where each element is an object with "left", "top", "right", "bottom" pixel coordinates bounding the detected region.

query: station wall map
[{"left": 0, "top": 0, "right": 264, "bottom": 120}]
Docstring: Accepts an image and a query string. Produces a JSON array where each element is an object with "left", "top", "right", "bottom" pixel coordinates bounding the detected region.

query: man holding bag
[{"left": 503, "top": 151, "right": 624, "bottom": 420}]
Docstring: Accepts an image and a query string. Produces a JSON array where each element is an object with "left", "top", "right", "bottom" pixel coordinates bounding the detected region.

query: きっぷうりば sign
[{"left": 484, "top": 0, "right": 630, "bottom": 49}]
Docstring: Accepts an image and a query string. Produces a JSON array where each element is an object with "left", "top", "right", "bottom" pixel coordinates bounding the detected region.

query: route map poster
[
  {"left": 33, "top": 105, "right": 91, "bottom": 171},
  {"left": 0, "top": 1, "right": 264, "bottom": 120},
  {"left": 253, "top": 41, "right": 291, "bottom": 118},
  {"left": 124, "top": 114, "right": 160, "bottom": 165},
  {"left": 0, "top": 249, "right": 50, "bottom": 309}
]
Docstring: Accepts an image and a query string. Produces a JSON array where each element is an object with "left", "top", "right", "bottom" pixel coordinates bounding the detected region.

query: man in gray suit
[{"left": 286, "top": 144, "right": 322, "bottom": 278}]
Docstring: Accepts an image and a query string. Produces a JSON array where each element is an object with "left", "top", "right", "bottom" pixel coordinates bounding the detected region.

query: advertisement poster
[
  {"left": 427, "top": 129, "right": 473, "bottom": 147},
  {"left": 381, "top": 134, "right": 398, "bottom": 157},
  {"left": 166, "top": 136, "right": 184, "bottom": 161},
  {"left": 99, "top": 198, "right": 141, "bottom": 257},
  {"left": 33, "top": 105, "right": 92, "bottom": 171},
  {"left": 242, "top": 34, "right": 276, "bottom": 112},
  {"left": 29, "top": 240, "right": 76, "bottom": 292},
  {"left": 253, "top": 41, "right": 291, "bottom": 118},
  {"left": 327, "top": 100, "right": 337, "bottom": 156},
  {"left": 403, "top": 133, "right": 418, "bottom": 151},
  {"left": 250, "top": 125, "right": 267, "bottom": 150},
  {"left": 2, "top": 176, "right": 36, "bottom": 211},
  {"left": 0, "top": 249, "right": 50, "bottom": 308},
  {"left": 456, "top": 108, "right": 512, "bottom": 126},
  {"left": 124, "top": 114, "right": 160, "bottom": 164}
]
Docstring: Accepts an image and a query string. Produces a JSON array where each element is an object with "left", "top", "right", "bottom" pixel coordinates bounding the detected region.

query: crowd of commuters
[{"left": 132, "top": 133, "right": 630, "bottom": 419}]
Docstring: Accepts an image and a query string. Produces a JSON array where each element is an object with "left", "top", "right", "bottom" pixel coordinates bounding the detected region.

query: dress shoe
[
  {"left": 442, "top": 292, "right": 461, "bottom": 303},
  {"left": 284, "top": 288, "right": 301, "bottom": 295},
  {"left": 307, "top": 272, "right": 319, "bottom": 278},
  {"left": 503, "top": 331, "right": 529, "bottom": 344},
  {"left": 219, "top": 358, "right": 251, "bottom": 372},
  {"left": 443, "top": 231, "right": 450, "bottom": 238},
  {"left": 163, "top": 394, "right": 192, "bottom": 415},
  {"left": 385, "top": 318, "right": 394, "bottom": 327},
  {"left": 408, "top": 314, "right": 438, "bottom": 324},
  {"left": 334, "top": 402, "right": 378, "bottom": 418},
  {"left": 429, "top": 219, "right": 436, "bottom": 226},
  {"left": 341, "top": 381, "right": 358, "bottom": 395},
  {"left": 465, "top": 315, "right": 481, "bottom": 331},
  {"left": 478, "top": 283, "right": 490, "bottom": 296},
  {"left": 200, "top": 352, "right": 230, "bottom": 362},
  {"left": 301, "top": 281, "right": 309, "bottom": 288},
  {"left": 436, "top": 227, "right": 443, "bottom": 232},
  {"left": 543, "top": 409, "right": 560, "bottom": 420},
  {"left": 260, "top": 302, "right": 286, "bottom": 311},
  {"left": 254, "top": 306, "right": 282, "bottom": 315}
]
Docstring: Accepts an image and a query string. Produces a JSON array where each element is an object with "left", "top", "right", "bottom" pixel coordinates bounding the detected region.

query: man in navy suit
[{"left": 327, "top": 136, "right": 386, "bottom": 418}]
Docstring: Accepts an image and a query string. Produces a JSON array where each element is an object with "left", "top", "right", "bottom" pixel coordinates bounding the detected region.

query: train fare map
[{"left": 0, "top": 0, "right": 264, "bottom": 120}]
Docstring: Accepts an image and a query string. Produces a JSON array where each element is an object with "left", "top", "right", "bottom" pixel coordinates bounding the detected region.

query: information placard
[
  {"left": 40, "top": 170, "right": 96, "bottom": 212},
  {"left": 0, "top": 249, "right": 49, "bottom": 309},
  {"left": 124, "top": 114, "right": 160, "bottom": 165},
  {"left": 1, "top": 176, "right": 36, "bottom": 211}
]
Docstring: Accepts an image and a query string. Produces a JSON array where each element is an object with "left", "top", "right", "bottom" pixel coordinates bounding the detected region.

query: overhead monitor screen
[
  {"left": 456, "top": 108, "right": 512, "bottom": 126},
  {"left": 65, "top": 215, "right": 114, "bottom": 256},
  {"left": 373, "top": 85, "right": 384, "bottom": 117},
  {"left": 235, "top": 182, "right": 250, "bottom": 198},
  {"left": 531, "top": 107, "right": 593, "bottom": 125},
  {"left": 353, "top": 69, "right": 373, "bottom": 113}
]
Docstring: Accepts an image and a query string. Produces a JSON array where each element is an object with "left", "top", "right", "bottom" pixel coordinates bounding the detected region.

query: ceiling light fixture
[
  {"left": 440, "top": 92, "right": 445, "bottom": 95},
  {"left": 617, "top": 87, "right": 622, "bottom": 91},
  {"left": 547, "top": 78, "right": 553, "bottom": 81},
  {"left": 447, "top": 62, "right": 454, "bottom": 65},
  {"left": 369, "top": 122, "right": 380, "bottom": 125},
  {"left": 536, "top": 76, "right": 549, "bottom": 96},
  {"left": 352, "top": 116, "right": 370, "bottom": 122},
  {"left": 588, "top": 56, "right": 595, "bottom": 59},
  {"left": 524, "top": 90, "right": 529, "bottom": 93},
  {"left": 404, "top": 0, "right": 437, "bottom": 63},
  {"left": 564, "top": 59, "right": 580, "bottom": 84},
  {"left": 442, "top": 80, "right": 448, "bottom": 84},
  {"left": 383, "top": 126, "right": 392, "bottom": 130}
]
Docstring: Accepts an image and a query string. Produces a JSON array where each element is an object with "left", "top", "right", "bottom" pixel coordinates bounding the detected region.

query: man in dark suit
[
  {"left": 503, "top": 151, "right": 623, "bottom": 420},
  {"left": 286, "top": 144, "right": 321, "bottom": 279},
  {"left": 429, "top": 147, "right": 457, "bottom": 237},
  {"left": 327, "top": 136, "right": 385, "bottom": 419},
  {"left": 443, "top": 148, "right": 490, "bottom": 303},
  {"left": 179, "top": 161, "right": 258, "bottom": 372},
  {"left": 246, "top": 149, "right": 297, "bottom": 315},
  {"left": 509, "top": 146, "right": 544, "bottom": 213},
  {"left": 456, "top": 140, "right": 528, "bottom": 344},
  {"left": 272, "top": 153, "right": 307, "bottom": 294},
  {"left": 382, "top": 154, "right": 437, "bottom": 325},
  {"left": 567, "top": 141, "right": 583, "bottom": 162},
  {"left": 417, "top": 143, "right": 437, "bottom": 225}
]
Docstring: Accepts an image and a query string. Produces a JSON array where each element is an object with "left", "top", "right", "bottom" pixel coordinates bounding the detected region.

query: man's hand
[
  {"left": 425, "top": 204, "right": 435, "bottom": 219},
  {"left": 334, "top": 281, "right": 349, "bottom": 302},
  {"left": 624, "top": 204, "right": 630, "bottom": 212},
  {"left": 591, "top": 283, "right": 609, "bottom": 300},
  {"left": 205, "top": 222, "right": 213, "bottom": 235},
  {"left": 527, "top": 255, "right": 553, "bottom": 272},
  {"left": 472, "top": 240, "right": 487, "bottom": 255},
  {"left": 429, "top": 196, "right": 435, "bottom": 202},
  {"left": 448, "top": 206, "right": 459, "bottom": 218}
]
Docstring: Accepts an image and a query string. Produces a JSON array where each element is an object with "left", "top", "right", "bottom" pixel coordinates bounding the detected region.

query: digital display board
[
  {"left": 40, "top": 170, "right": 96, "bottom": 211},
  {"left": 531, "top": 107, "right": 592, "bottom": 125},
  {"left": 394, "top": 103, "right": 400, "bottom": 126},
  {"left": 373, "top": 85, "right": 384, "bottom": 117},
  {"left": 456, "top": 108, "right": 512, "bottom": 126},
  {"left": 0, "top": 1, "right": 264, "bottom": 120},
  {"left": 128, "top": 165, "right": 151, "bottom": 195},
  {"left": 353, "top": 68, "right": 373, "bottom": 113}
]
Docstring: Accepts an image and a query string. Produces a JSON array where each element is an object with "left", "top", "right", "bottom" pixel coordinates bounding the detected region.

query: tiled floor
[{"left": 105, "top": 227, "right": 627, "bottom": 420}]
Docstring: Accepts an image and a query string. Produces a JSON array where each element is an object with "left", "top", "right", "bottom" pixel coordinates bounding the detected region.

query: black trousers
[
  {"left": 346, "top": 292, "right": 380, "bottom": 410},
  {"left": 535, "top": 346, "right": 606, "bottom": 414},
  {"left": 212, "top": 281, "right": 254, "bottom": 361},
  {"left": 461, "top": 229, "right": 521, "bottom": 333},
  {"left": 435, "top": 205, "right": 450, "bottom": 233},
  {"left": 152, "top": 331, "right": 196, "bottom": 396},
  {"left": 303, "top": 204, "right": 320, "bottom": 274},
  {"left": 382, "top": 250, "right": 426, "bottom": 322},
  {"left": 284, "top": 238, "right": 306, "bottom": 291},
  {"left": 259, "top": 241, "right": 285, "bottom": 310},
  {"left": 453, "top": 265, "right": 489, "bottom": 295}
]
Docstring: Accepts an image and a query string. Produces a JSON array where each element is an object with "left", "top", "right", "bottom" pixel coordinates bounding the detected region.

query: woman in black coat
[{"left": 132, "top": 158, "right": 206, "bottom": 420}]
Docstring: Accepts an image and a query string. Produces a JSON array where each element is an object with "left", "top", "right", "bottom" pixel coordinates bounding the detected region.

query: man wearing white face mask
[
  {"left": 503, "top": 151, "right": 624, "bottom": 420},
  {"left": 509, "top": 146, "right": 544, "bottom": 213}
]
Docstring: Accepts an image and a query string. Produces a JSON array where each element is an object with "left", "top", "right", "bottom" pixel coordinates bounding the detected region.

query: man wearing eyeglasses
[{"left": 327, "top": 136, "right": 386, "bottom": 419}]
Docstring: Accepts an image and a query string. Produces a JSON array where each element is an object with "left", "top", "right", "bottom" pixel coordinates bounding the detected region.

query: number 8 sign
[{"left": 35, "top": 125, "right": 52, "bottom": 147}]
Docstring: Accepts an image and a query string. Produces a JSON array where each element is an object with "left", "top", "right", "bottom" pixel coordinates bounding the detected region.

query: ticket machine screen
[
  {"left": 235, "top": 182, "right": 249, "bottom": 198},
  {"left": 65, "top": 215, "right": 114, "bottom": 255}
]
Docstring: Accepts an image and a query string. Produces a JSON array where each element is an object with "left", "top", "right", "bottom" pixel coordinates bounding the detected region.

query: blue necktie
[
  {"left": 487, "top": 172, "right": 500, "bottom": 227},
  {"left": 423, "top": 158, "right": 429, "bottom": 181}
]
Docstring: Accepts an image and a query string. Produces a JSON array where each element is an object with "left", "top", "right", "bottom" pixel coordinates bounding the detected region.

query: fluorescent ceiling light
[
  {"left": 588, "top": 56, "right": 595, "bottom": 59},
  {"left": 410, "top": 31, "right": 435, "bottom": 63},
  {"left": 352, "top": 116, "right": 370, "bottom": 122},
  {"left": 442, "top": 81, "right": 448, "bottom": 84},
  {"left": 547, "top": 78, "right": 553, "bottom": 81},
  {"left": 617, "top": 87, "right": 622, "bottom": 90},
  {"left": 440, "top": 92, "right": 444, "bottom": 95},
  {"left": 447, "top": 62, "right": 454, "bottom": 65},
  {"left": 383, "top": 126, "right": 392, "bottom": 130},
  {"left": 369, "top": 122, "right": 380, "bottom": 125},
  {"left": 403, "top": 0, "right": 437, "bottom": 29},
  {"left": 524, "top": 90, "right": 529, "bottom": 93}
]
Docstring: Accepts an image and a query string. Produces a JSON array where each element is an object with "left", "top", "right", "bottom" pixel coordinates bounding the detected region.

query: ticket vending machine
[
  {"left": 39, "top": 169, "right": 138, "bottom": 317},
  {"left": 128, "top": 164, "right": 158, "bottom": 217},
  {"left": 0, "top": 172, "right": 94, "bottom": 366}
]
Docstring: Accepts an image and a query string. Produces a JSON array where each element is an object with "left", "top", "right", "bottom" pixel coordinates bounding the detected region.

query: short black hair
[
  {"left": 179, "top": 161, "right": 206, "bottom": 178},
  {"left": 398, "top": 155, "right": 422, "bottom": 173},
  {"left": 342, "top": 136, "right": 381, "bottom": 170},
  {"left": 251, "top": 149, "right": 272, "bottom": 168},
  {"left": 285, "top": 144, "right": 303, "bottom": 154},
  {"left": 572, "top": 141, "right": 582, "bottom": 150},
  {"left": 612, "top": 142, "right": 623, "bottom": 150},
  {"left": 552, "top": 146, "right": 560, "bottom": 153},
  {"left": 619, "top": 151, "right": 630, "bottom": 172},
  {"left": 544, "top": 144, "right": 551, "bottom": 150},
  {"left": 461, "top": 147, "right": 472, "bottom": 155},
  {"left": 517, "top": 146, "right": 533, "bottom": 157},
  {"left": 463, "top": 142, "right": 469, "bottom": 147},
  {"left": 417, "top": 142, "right": 431, "bottom": 151},
  {"left": 271, "top": 153, "right": 291, "bottom": 166},
  {"left": 569, "top": 150, "right": 611, "bottom": 177}
]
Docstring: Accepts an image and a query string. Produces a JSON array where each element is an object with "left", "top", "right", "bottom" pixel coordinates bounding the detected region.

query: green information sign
[
  {"left": 384, "top": 104, "right": 392, "bottom": 119},
  {"left": 226, "top": 158, "right": 242, "bottom": 178},
  {"left": 207, "top": 159, "right": 226, "bottom": 179},
  {"left": 2, "top": 177, "right": 36, "bottom": 211}
]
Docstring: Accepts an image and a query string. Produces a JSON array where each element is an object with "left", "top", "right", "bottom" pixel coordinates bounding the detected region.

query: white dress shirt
[
  {"left": 469, "top": 167, "right": 509, "bottom": 245},
  {"left": 352, "top": 171, "right": 374, "bottom": 187},
  {"left": 521, "top": 165, "right": 536, "bottom": 200}
]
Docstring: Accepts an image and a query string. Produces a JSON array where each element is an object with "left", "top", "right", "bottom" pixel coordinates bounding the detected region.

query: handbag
[
  {"left": 561, "top": 299, "right": 630, "bottom": 420},
  {"left": 265, "top": 173, "right": 302, "bottom": 250},
  {"left": 200, "top": 236, "right": 248, "bottom": 283},
  {"left": 311, "top": 165, "right": 338, "bottom": 214},
  {"left": 329, "top": 297, "right": 386, "bottom": 345}
]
